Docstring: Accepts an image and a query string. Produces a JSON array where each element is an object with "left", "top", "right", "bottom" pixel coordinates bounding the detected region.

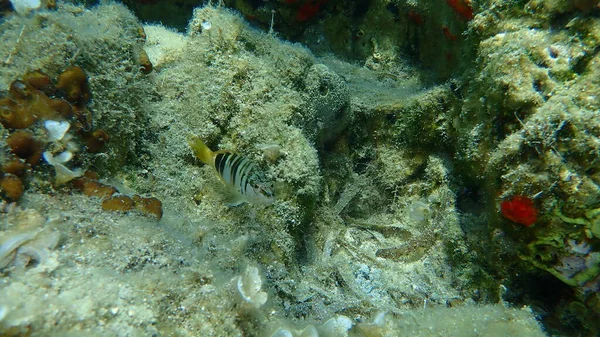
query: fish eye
[{"left": 253, "top": 183, "right": 272, "bottom": 196}]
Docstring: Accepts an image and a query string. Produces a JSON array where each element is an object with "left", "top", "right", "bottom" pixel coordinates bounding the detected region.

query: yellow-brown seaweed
[
  {"left": 0, "top": 96, "right": 37, "bottom": 129},
  {"left": 2, "top": 158, "right": 30, "bottom": 176},
  {"left": 56, "top": 66, "right": 91, "bottom": 106},
  {"left": 22, "top": 70, "right": 55, "bottom": 95},
  {"left": 101, "top": 195, "right": 135, "bottom": 212},
  {"left": 82, "top": 129, "right": 110, "bottom": 153},
  {"left": 133, "top": 195, "right": 163, "bottom": 220},
  {"left": 138, "top": 49, "right": 153, "bottom": 74},
  {"left": 0, "top": 173, "right": 24, "bottom": 201},
  {"left": 72, "top": 177, "right": 117, "bottom": 199},
  {"left": 6, "top": 130, "right": 43, "bottom": 166}
]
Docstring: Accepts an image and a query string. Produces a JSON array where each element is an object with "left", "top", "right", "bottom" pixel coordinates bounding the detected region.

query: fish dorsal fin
[
  {"left": 212, "top": 149, "right": 232, "bottom": 155},
  {"left": 188, "top": 135, "right": 215, "bottom": 166}
]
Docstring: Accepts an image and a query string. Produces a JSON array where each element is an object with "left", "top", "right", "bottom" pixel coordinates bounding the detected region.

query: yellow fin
[{"left": 188, "top": 135, "right": 215, "bottom": 167}]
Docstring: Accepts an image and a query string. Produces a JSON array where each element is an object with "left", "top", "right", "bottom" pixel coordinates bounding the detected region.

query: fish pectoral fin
[
  {"left": 218, "top": 186, "right": 246, "bottom": 207},
  {"left": 225, "top": 194, "right": 247, "bottom": 207}
]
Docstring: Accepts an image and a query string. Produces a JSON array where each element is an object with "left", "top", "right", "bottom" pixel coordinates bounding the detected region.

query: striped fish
[{"left": 188, "top": 135, "right": 274, "bottom": 206}]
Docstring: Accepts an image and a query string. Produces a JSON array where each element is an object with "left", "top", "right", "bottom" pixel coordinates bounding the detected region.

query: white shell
[
  {"left": 270, "top": 329, "right": 294, "bottom": 337},
  {"left": 201, "top": 20, "right": 212, "bottom": 31},
  {"left": 53, "top": 164, "right": 83, "bottom": 185},
  {"left": 54, "top": 151, "right": 73, "bottom": 164},
  {"left": 299, "top": 325, "right": 319, "bottom": 337},
  {"left": 318, "top": 316, "right": 352, "bottom": 337},
  {"left": 44, "top": 120, "right": 70, "bottom": 142},
  {"left": 42, "top": 151, "right": 55, "bottom": 165},
  {"left": 237, "top": 265, "right": 268, "bottom": 308},
  {"left": 43, "top": 151, "right": 83, "bottom": 185},
  {"left": 9, "top": 0, "right": 42, "bottom": 14}
]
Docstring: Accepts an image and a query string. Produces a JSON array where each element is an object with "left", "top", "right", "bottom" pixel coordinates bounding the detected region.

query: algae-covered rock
[
  {"left": 142, "top": 6, "right": 322, "bottom": 214},
  {"left": 298, "top": 63, "right": 350, "bottom": 145},
  {"left": 0, "top": 3, "right": 153, "bottom": 174},
  {"left": 451, "top": 0, "right": 600, "bottom": 333}
]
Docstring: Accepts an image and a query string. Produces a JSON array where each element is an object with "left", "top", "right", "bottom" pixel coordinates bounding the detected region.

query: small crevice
[{"left": 572, "top": 44, "right": 600, "bottom": 75}]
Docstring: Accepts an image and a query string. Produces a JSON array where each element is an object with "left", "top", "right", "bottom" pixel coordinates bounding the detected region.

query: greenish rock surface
[{"left": 452, "top": 0, "right": 600, "bottom": 333}]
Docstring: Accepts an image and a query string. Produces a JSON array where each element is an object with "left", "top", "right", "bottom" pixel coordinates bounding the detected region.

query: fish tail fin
[{"left": 188, "top": 135, "right": 214, "bottom": 166}]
